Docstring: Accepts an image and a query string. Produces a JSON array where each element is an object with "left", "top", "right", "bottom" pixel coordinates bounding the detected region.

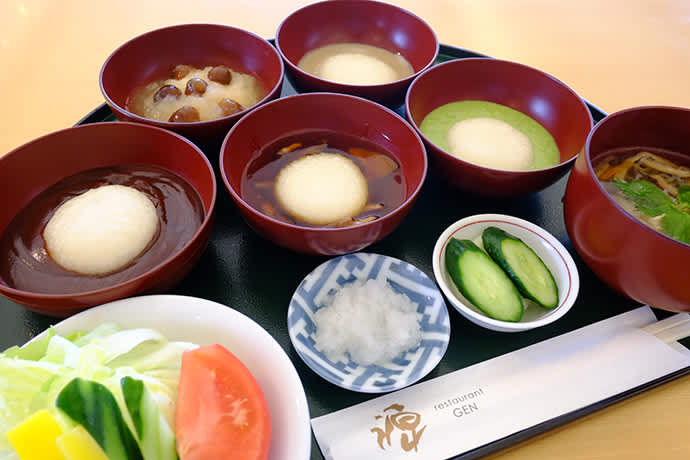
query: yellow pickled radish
[
  {"left": 56, "top": 425, "right": 109, "bottom": 460},
  {"left": 5, "top": 409, "right": 66, "bottom": 460}
]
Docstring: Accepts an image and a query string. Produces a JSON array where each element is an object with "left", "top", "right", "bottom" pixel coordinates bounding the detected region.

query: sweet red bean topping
[
  {"left": 208, "top": 66, "right": 232, "bottom": 85},
  {"left": 168, "top": 105, "right": 200, "bottom": 122},
  {"left": 185, "top": 78, "right": 208, "bottom": 96},
  {"left": 171, "top": 65, "right": 193, "bottom": 80},
  {"left": 153, "top": 84, "right": 182, "bottom": 102},
  {"left": 218, "top": 98, "right": 244, "bottom": 116}
]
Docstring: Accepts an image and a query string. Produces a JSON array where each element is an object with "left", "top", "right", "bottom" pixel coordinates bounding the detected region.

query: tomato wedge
[{"left": 175, "top": 344, "right": 271, "bottom": 460}]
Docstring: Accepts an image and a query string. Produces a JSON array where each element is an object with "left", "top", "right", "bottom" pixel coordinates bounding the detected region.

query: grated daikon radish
[{"left": 312, "top": 278, "right": 422, "bottom": 366}]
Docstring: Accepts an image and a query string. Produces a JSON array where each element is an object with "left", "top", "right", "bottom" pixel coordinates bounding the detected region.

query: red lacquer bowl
[
  {"left": 100, "top": 23, "right": 284, "bottom": 147},
  {"left": 220, "top": 92, "right": 427, "bottom": 255},
  {"left": 563, "top": 106, "right": 690, "bottom": 312},
  {"left": 0, "top": 122, "right": 216, "bottom": 317},
  {"left": 275, "top": 0, "right": 438, "bottom": 108},
  {"left": 405, "top": 57, "right": 593, "bottom": 197}
]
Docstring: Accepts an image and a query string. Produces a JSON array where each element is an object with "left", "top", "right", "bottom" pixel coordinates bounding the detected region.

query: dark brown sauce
[
  {"left": 241, "top": 130, "right": 406, "bottom": 227},
  {"left": 0, "top": 165, "right": 205, "bottom": 294}
]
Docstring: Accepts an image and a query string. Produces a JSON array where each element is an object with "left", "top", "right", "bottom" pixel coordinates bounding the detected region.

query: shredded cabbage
[{"left": 0, "top": 323, "right": 197, "bottom": 455}]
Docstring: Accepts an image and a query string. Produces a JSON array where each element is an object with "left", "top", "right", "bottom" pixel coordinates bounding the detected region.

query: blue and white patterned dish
[{"left": 287, "top": 252, "right": 450, "bottom": 393}]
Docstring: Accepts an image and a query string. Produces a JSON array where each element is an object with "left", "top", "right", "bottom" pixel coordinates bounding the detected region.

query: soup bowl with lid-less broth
[
  {"left": 220, "top": 92, "right": 427, "bottom": 255},
  {"left": 100, "top": 23, "right": 284, "bottom": 149},
  {"left": 405, "top": 58, "right": 593, "bottom": 197},
  {"left": 275, "top": 0, "right": 438, "bottom": 108},
  {"left": 563, "top": 105, "right": 690, "bottom": 313},
  {"left": 0, "top": 122, "right": 216, "bottom": 317}
]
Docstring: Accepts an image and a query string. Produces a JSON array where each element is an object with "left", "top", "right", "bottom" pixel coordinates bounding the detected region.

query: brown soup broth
[
  {"left": 0, "top": 165, "right": 205, "bottom": 294},
  {"left": 241, "top": 130, "right": 406, "bottom": 227}
]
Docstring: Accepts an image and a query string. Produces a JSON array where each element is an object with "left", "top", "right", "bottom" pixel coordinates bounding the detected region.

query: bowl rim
[
  {"left": 287, "top": 252, "right": 450, "bottom": 393},
  {"left": 275, "top": 0, "right": 439, "bottom": 89},
  {"left": 219, "top": 91, "right": 428, "bottom": 234},
  {"left": 98, "top": 22, "right": 285, "bottom": 128},
  {"left": 0, "top": 121, "right": 217, "bottom": 302},
  {"left": 35, "top": 293, "right": 312, "bottom": 460},
  {"left": 432, "top": 213, "right": 580, "bottom": 332},
  {"left": 404, "top": 56, "right": 595, "bottom": 174},
  {"left": 582, "top": 104, "right": 690, "bottom": 251}
]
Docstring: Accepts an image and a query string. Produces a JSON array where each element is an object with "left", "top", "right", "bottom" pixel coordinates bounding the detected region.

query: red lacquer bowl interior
[
  {"left": 275, "top": 0, "right": 438, "bottom": 107},
  {"left": 563, "top": 105, "right": 690, "bottom": 312},
  {"left": 220, "top": 92, "right": 427, "bottom": 255},
  {"left": 0, "top": 122, "right": 217, "bottom": 317},
  {"left": 100, "top": 23, "right": 284, "bottom": 147},
  {"left": 406, "top": 57, "right": 593, "bottom": 197}
]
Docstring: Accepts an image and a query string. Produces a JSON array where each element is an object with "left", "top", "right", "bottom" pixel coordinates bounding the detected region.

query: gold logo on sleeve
[{"left": 370, "top": 404, "right": 427, "bottom": 452}]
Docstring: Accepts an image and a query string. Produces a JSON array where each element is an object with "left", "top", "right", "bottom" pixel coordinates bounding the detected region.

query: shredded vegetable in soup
[
  {"left": 595, "top": 150, "right": 690, "bottom": 196},
  {"left": 595, "top": 148, "right": 690, "bottom": 245}
]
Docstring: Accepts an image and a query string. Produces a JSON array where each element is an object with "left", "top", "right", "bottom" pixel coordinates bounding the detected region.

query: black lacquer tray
[{"left": 2, "top": 44, "right": 689, "bottom": 460}]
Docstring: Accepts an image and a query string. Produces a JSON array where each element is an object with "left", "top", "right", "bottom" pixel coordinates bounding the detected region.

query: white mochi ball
[
  {"left": 446, "top": 117, "right": 535, "bottom": 170},
  {"left": 318, "top": 53, "right": 399, "bottom": 85},
  {"left": 43, "top": 184, "right": 159, "bottom": 275},
  {"left": 275, "top": 153, "right": 368, "bottom": 225}
]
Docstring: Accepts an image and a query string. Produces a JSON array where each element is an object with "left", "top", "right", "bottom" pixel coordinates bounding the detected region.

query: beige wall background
[
  {"left": 1, "top": 0, "right": 689, "bottom": 155},
  {"left": 1, "top": 1, "right": 689, "bottom": 458}
]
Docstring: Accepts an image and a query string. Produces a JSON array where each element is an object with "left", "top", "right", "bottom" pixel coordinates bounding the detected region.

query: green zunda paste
[{"left": 419, "top": 100, "right": 560, "bottom": 170}]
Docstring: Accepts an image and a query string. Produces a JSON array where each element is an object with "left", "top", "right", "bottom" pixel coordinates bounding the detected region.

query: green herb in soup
[
  {"left": 595, "top": 149, "right": 690, "bottom": 245},
  {"left": 419, "top": 100, "right": 560, "bottom": 170},
  {"left": 613, "top": 180, "right": 690, "bottom": 244}
]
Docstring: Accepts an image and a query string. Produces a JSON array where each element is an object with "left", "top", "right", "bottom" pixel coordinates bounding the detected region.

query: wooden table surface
[{"left": 1, "top": 0, "right": 689, "bottom": 458}]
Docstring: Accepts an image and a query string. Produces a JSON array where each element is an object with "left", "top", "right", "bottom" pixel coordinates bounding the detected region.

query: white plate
[
  {"left": 288, "top": 252, "right": 450, "bottom": 393},
  {"left": 38, "top": 294, "right": 311, "bottom": 460},
  {"left": 432, "top": 214, "right": 580, "bottom": 332}
]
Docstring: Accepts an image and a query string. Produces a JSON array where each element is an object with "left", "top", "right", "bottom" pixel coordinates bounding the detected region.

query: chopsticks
[{"left": 643, "top": 313, "right": 690, "bottom": 344}]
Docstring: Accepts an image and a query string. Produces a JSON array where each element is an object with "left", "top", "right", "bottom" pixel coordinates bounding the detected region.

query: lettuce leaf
[
  {"left": 1, "top": 329, "right": 55, "bottom": 360},
  {"left": 0, "top": 324, "right": 197, "bottom": 456}
]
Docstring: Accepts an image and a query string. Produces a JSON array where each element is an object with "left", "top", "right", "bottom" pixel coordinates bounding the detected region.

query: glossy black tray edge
[{"left": 74, "top": 43, "right": 690, "bottom": 460}]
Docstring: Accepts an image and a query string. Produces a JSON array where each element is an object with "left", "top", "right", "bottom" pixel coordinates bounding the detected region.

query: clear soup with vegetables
[{"left": 594, "top": 147, "right": 690, "bottom": 246}]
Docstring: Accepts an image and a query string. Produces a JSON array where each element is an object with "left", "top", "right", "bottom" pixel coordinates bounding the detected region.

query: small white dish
[
  {"left": 34, "top": 294, "right": 311, "bottom": 460},
  {"left": 432, "top": 214, "right": 580, "bottom": 332},
  {"left": 288, "top": 252, "right": 450, "bottom": 393}
]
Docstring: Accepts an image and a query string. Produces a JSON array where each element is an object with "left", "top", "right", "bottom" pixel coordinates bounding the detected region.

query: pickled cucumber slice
[
  {"left": 445, "top": 238, "right": 524, "bottom": 322},
  {"left": 482, "top": 227, "right": 559, "bottom": 309}
]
